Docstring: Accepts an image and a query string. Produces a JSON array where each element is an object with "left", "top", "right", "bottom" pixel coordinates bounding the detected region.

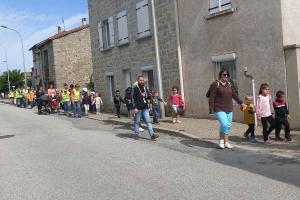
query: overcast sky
[{"left": 0, "top": 0, "right": 88, "bottom": 73}]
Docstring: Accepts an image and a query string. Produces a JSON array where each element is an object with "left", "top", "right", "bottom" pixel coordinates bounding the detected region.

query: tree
[{"left": 0, "top": 69, "right": 24, "bottom": 92}]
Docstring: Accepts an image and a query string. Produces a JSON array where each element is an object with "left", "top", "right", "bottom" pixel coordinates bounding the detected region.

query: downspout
[
  {"left": 173, "top": 0, "right": 185, "bottom": 101},
  {"left": 244, "top": 67, "right": 257, "bottom": 126},
  {"left": 150, "top": 0, "right": 165, "bottom": 118}
]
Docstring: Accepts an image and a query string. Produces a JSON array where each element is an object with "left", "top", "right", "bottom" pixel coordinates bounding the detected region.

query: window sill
[
  {"left": 206, "top": 8, "right": 235, "bottom": 19},
  {"left": 117, "top": 41, "right": 130, "bottom": 47},
  {"left": 100, "top": 47, "right": 113, "bottom": 52},
  {"left": 136, "top": 34, "right": 152, "bottom": 41}
]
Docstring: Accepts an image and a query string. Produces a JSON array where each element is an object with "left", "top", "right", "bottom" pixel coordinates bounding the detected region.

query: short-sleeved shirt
[{"left": 241, "top": 104, "right": 256, "bottom": 124}]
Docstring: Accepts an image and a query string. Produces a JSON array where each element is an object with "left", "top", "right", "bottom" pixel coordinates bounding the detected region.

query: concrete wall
[
  {"left": 88, "top": 0, "right": 180, "bottom": 114},
  {"left": 52, "top": 28, "right": 93, "bottom": 90},
  {"left": 177, "top": 0, "right": 285, "bottom": 122},
  {"left": 281, "top": 0, "right": 300, "bottom": 46}
]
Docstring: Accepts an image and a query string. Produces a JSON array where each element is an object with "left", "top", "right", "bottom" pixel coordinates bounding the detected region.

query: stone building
[
  {"left": 88, "top": 0, "right": 180, "bottom": 114},
  {"left": 29, "top": 19, "right": 92, "bottom": 90},
  {"left": 176, "top": 0, "right": 300, "bottom": 129}
]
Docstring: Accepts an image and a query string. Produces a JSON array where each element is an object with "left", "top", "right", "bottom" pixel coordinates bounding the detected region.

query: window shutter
[
  {"left": 108, "top": 16, "right": 114, "bottom": 47},
  {"left": 220, "top": 0, "right": 231, "bottom": 10},
  {"left": 136, "top": 1, "right": 144, "bottom": 38},
  {"left": 117, "top": 12, "right": 124, "bottom": 44},
  {"left": 209, "top": 0, "right": 220, "bottom": 14},
  {"left": 122, "top": 12, "right": 129, "bottom": 43},
  {"left": 141, "top": 0, "right": 150, "bottom": 37},
  {"left": 97, "top": 22, "right": 104, "bottom": 50}
]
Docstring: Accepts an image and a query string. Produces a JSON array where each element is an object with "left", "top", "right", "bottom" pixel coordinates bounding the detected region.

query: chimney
[
  {"left": 82, "top": 18, "right": 87, "bottom": 26},
  {"left": 57, "top": 26, "right": 61, "bottom": 33}
]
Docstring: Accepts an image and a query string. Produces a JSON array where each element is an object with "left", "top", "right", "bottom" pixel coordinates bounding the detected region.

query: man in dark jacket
[{"left": 132, "top": 76, "right": 159, "bottom": 140}]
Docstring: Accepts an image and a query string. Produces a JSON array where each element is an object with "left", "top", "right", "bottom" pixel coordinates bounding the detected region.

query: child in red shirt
[{"left": 167, "top": 86, "right": 182, "bottom": 123}]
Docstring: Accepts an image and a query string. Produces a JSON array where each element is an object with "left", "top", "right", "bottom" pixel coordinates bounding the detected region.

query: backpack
[{"left": 124, "top": 87, "right": 132, "bottom": 100}]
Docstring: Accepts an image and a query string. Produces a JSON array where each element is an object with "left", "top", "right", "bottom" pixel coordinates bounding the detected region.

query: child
[
  {"left": 113, "top": 90, "right": 125, "bottom": 118},
  {"left": 124, "top": 87, "right": 134, "bottom": 118},
  {"left": 241, "top": 94, "right": 257, "bottom": 143},
  {"left": 82, "top": 92, "right": 90, "bottom": 116},
  {"left": 273, "top": 91, "right": 292, "bottom": 141},
  {"left": 150, "top": 88, "right": 166, "bottom": 124},
  {"left": 256, "top": 83, "right": 276, "bottom": 145},
  {"left": 95, "top": 92, "right": 103, "bottom": 115},
  {"left": 167, "top": 86, "right": 182, "bottom": 123}
]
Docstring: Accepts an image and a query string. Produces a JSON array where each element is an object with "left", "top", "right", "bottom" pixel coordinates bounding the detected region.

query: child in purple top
[{"left": 167, "top": 86, "right": 182, "bottom": 123}]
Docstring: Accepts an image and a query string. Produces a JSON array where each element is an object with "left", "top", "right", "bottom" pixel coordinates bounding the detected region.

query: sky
[{"left": 0, "top": 0, "right": 89, "bottom": 74}]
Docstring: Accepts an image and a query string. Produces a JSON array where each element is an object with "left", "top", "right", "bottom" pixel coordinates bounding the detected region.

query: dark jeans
[
  {"left": 89, "top": 104, "right": 95, "bottom": 113},
  {"left": 261, "top": 115, "right": 276, "bottom": 141},
  {"left": 245, "top": 124, "right": 255, "bottom": 137},
  {"left": 115, "top": 105, "right": 120, "bottom": 117},
  {"left": 153, "top": 108, "right": 160, "bottom": 122},
  {"left": 275, "top": 116, "right": 290, "bottom": 138}
]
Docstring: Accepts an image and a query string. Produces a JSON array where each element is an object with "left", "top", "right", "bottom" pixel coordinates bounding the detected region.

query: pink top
[
  {"left": 256, "top": 94, "right": 274, "bottom": 117},
  {"left": 168, "top": 94, "right": 182, "bottom": 106},
  {"left": 48, "top": 88, "right": 56, "bottom": 97}
]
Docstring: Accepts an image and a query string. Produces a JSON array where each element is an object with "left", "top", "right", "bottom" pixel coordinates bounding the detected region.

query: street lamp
[
  {"left": 0, "top": 44, "right": 11, "bottom": 91},
  {"left": 1, "top": 25, "right": 27, "bottom": 87}
]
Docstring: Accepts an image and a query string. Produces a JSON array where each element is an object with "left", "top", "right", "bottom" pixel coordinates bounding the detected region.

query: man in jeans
[{"left": 133, "top": 76, "right": 159, "bottom": 140}]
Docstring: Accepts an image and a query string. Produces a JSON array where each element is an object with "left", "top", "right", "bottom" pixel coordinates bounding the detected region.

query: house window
[
  {"left": 97, "top": 17, "right": 114, "bottom": 51},
  {"left": 209, "top": 0, "right": 231, "bottom": 14},
  {"left": 117, "top": 10, "right": 129, "bottom": 45},
  {"left": 143, "top": 70, "right": 154, "bottom": 90},
  {"left": 216, "top": 60, "right": 238, "bottom": 93},
  {"left": 124, "top": 70, "right": 132, "bottom": 88},
  {"left": 107, "top": 76, "right": 115, "bottom": 101},
  {"left": 136, "top": 0, "right": 150, "bottom": 38}
]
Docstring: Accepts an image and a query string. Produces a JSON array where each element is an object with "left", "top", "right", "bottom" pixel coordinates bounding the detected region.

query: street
[{"left": 0, "top": 103, "right": 300, "bottom": 200}]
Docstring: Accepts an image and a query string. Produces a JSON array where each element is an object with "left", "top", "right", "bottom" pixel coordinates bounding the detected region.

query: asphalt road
[{"left": 0, "top": 103, "right": 299, "bottom": 200}]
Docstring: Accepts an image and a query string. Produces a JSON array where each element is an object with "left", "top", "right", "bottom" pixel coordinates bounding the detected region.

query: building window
[
  {"left": 124, "top": 70, "right": 132, "bottom": 88},
  {"left": 108, "top": 76, "right": 115, "bottom": 101},
  {"left": 143, "top": 70, "right": 154, "bottom": 90},
  {"left": 97, "top": 17, "right": 114, "bottom": 51},
  {"left": 216, "top": 60, "right": 238, "bottom": 93},
  {"left": 117, "top": 10, "right": 129, "bottom": 45},
  {"left": 209, "top": 0, "right": 231, "bottom": 14},
  {"left": 136, "top": 0, "right": 150, "bottom": 38}
]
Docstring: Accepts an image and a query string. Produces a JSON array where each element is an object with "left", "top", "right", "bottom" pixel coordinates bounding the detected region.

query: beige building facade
[
  {"left": 29, "top": 20, "right": 92, "bottom": 90},
  {"left": 176, "top": 0, "right": 300, "bottom": 129}
]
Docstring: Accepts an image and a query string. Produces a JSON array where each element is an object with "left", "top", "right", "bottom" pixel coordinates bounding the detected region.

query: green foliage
[
  {"left": 230, "top": 79, "right": 238, "bottom": 93},
  {"left": 0, "top": 69, "right": 24, "bottom": 92},
  {"left": 87, "top": 74, "right": 94, "bottom": 91}
]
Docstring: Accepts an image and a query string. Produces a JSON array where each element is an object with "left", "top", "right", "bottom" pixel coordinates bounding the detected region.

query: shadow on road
[
  {"left": 0, "top": 135, "right": 15, "bottom": 139},
  {"left": 180, "top": 139, "right": 217, "bottom": 149},
  {"left": 116, "top": 133, "right": 153, "bottom": 141}
]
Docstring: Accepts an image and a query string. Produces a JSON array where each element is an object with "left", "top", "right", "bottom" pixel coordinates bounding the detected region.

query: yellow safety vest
[
  {"left": 23, "top": 89, "right": 28, "bottom": 96},
  {"left": 73, "top": 90, "right": 80, "bottom": 101},
  {"left": 16, "top": 90, "right": 21, "bottom": 98},
  {"left": 61, "top": 90, "right": 70, "bottom": 102},
  {"left": 9, "top": 91, "right": 14, "bottom": 98}
]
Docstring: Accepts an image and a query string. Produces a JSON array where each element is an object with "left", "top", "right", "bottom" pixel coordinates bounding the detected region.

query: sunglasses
[{"left": 222, "top": 74, "right": 229, "bottom": 77}]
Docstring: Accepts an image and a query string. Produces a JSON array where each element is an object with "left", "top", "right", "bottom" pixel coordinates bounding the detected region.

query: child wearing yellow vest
[{"left": 241, "top": 94, "right": 257, "bottom": 143}]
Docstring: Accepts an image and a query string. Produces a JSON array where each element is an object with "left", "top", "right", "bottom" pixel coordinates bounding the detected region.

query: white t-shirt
[
  {"left": 95, "top": 97, "right": 102, "bottom": 105},
  {"left": 261, "top": 95, "right": 271, "bottom": 117}
]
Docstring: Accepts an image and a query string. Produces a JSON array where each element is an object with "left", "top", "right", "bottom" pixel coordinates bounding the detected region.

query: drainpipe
[
  {"left": 244, "top": 67, "right": 257, "bottom": 126},
  {"left": 150, "top": 0, "right": 165, "bottom": 118},
  {"left": 173, "top": 0, "right": 185, "bottom": 101}
]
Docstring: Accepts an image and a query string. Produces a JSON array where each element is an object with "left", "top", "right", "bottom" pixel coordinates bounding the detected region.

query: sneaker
[
  {"left": 172, "top": 118, "right": 176, "bottom": 123},
  {"left": 275, "top": 137, "right": 283, "bottom": 141},
  {"left": 225, "top": 142, "right": 233, "bottom": 149},
  {"left": 78, "top": 115, "right": 82, "bottom": 118},
  {"left": 219, "top": 140, "right": 224, "bottom": 149},
  {"left": 151, "top": 133, "right": 159, "bottom": 140},
  {"left": 264, "top": 140, "right": 272, "bottom": 145},
  {"left": 134, "top": 136, "right": 140, "bottom": 140},
  {"left": 118, "top": 115, "right": 121, "bottom": 118},
  {"left": 251, "top": 137, "right": 257, "bottom": 143},
  {"left": 73, "top": 115, "right": 76, "bottom": 118},
  {"left": 243, "top": 132, "right": 250, "bottom": 140},
  {"left": 286, "top": 136, "right": 292, "bottom": 141},
  {"left": 176, "top": 120, "right": 181, "bottom": 123},
  {"left": 139, "top": 127, "right": 144, "bottom": 132},
  {"left": 96, "top": 112, "right": 99, "bottom": 115}
]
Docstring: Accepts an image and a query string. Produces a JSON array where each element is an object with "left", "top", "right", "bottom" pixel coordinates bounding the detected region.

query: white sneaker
[
  {"left": 219, "top": 139, "right": 224, "bottom": 149},
  {"left": 172, "top": 118, "right": 176, "bottom": 123},
  {"left": 176, "top": 120, "right": 181, "bottom": 123},
  {"left": 139, "top": 127, "right": 144, "bottom": 132},
  {"left": 225, "top": 142, "right": 233, "bottom": 149}
]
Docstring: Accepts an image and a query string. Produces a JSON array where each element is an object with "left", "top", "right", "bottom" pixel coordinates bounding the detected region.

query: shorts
[{"left": 172, "top": 105, "right": 179, "bottom": 111}]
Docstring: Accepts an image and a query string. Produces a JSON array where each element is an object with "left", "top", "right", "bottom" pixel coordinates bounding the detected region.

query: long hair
[
  {"left": 259, "top": 83, "right": 269, "bottom": 95},
  {"left": 218, "top": 68, "right": 230, "bottom": 79}
]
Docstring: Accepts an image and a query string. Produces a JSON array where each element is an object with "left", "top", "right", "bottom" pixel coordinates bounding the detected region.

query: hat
[{"left": 91, "top": 92, "right": 95, "bottom": 94}]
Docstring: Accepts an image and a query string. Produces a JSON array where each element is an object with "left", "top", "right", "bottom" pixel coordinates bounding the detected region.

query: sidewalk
[{"left": 89, "top": 112, "right": 300, "bottom": 157}]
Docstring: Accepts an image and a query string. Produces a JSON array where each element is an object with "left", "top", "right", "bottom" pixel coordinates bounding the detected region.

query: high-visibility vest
[
  {"left": 15, "top": 90, "right": 21, "bottom": 98},
  {"left": 23, "top": 89, "right": 28, "bottom": 96},
  {"left": 73, "top": 90, "right": 80, "bottom": 101},
  {"left": 9, "top": 91, "right": 14, "bottom": 98},
  {"left": 61, "top": 90, "right": 70, "bottom": 102}
]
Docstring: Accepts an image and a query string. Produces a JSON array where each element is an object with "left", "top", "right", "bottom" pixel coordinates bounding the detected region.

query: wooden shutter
[
  {"left": 117, "top": 10, "right": 129, "bottom": 44},
  {"left": 97, "top": 22, "right": 104, "bottom": 50},
  {"left": 122, "top": 12, "right": 129, "bottom": 43},
  {"left": 220, "top": 0, "right": 231, "bottom": 10},
  {"left": 209, "top": 0, "right": 220, "bottom": 14},
  {"left": 141, "top": 0, "right": 150, "bottom": 37},
  {"left": 136, "top": 1, "right": 144, "bottom": 37},
  {"left": 108, "top": 16, "right": 114, "bottom": 47},
  {"left": 117, "top": 12, "right": 124, "bottom": 43}
]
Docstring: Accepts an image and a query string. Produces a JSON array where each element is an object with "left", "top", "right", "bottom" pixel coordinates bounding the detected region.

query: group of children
[{"left": 242, "top": 83, "right": 291, "bottom": 145}]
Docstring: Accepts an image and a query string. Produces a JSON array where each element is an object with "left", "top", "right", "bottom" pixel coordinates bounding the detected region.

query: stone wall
[{"left": 88, "top": 0, "right": 180, "bottom": 115}]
